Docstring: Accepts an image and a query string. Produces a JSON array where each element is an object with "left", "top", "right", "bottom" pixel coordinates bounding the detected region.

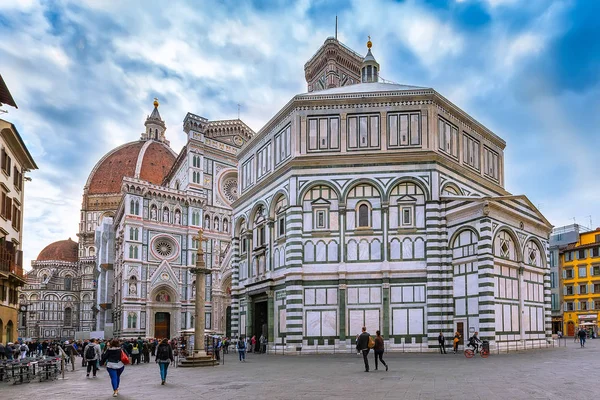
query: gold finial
[
  {"left": 153, "top": 97, "right": 159, "bottom": 108},
  {"left": 367, "top": 35, "right": 372, "bottom": 49}
]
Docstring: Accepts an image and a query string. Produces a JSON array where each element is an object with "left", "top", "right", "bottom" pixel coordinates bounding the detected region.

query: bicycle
[{"left": 464, "top": 341, "right": 489, "bottom": 358}]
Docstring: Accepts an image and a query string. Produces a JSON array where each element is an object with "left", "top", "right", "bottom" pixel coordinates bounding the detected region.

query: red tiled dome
[
  {"left": 87, "top": 141, "right": 176, "bottom": 195},
  {"left": 37, "top": 239, "right": 78, "bottom": 262}
]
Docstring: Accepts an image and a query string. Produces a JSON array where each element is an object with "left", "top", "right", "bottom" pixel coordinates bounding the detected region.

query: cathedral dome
[
  {"left": 86, "top": 140, "right": 177, "bottom": 195},
  {"left": 37, "top": 239, "right": 78, "bottom": 262}
]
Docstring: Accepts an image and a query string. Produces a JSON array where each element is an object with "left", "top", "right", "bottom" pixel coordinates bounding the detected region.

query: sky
[{"left": 0, "top": 0, "right": 599, "bottom": 269}]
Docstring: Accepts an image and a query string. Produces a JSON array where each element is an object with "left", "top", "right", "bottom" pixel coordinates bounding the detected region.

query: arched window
[
  {"left": 273, "top": 195, "right": 288, "bottom": 238},
  {"left": 130, "top": 199, "right": 135, "bottom": 214},
  {"left": 64, "top": 275, "right": 72, "bottom": 291},
  {"left": 129, "top": 246, "right": 134, "bottom": 258},
  {"left": 135, "top": 228, "right": 139, "bottom": 241},
  {"left": 214, "top": 217, "right": 220, "bottom": 231},
  {"left": 130, "top": 228, "right": 135, "bottom": 240},
  {"left": 495, "top": 230, "right": 517, "bottom": 261},
  {"left": 64, "top": 307, "right": 72, "bottom": 326},
  {"left": 127, "top": 312, "right": 137, "bottom": 329},
  {"left": 133, "top": 246, "right": 139, "bottom": 259},
  {"left": 135, "top": 201, "right": 140, "bottom": 215},
  {"left": 358, "top": 204, "right": 369, "bottom": 227}
]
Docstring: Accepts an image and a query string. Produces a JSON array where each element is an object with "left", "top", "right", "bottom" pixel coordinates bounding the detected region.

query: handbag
[{"left": 120, "top": 349, "right": 131, "bottom": 365}]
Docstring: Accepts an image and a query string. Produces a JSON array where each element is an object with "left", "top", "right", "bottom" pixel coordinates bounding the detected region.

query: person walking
[
  {"left": 237, "top": 336, "right": 246, "bottom": 362},
  {"left": 373, "top": 330, "right": 388, "bottom": 371},
  {"left": 578, "top": 327, "right": 587, "bottom": 348},
  {"left": 156, "top": 338, "right": 174, "bottom": 385},
  {"left": 100, "top": 339, "right": 127, "bottom": 397},
  {"left": 251, "top": 335, "right": 257, "bottom": 353},
  {"left": 64, "top": 341, "right": 77, "bottom": 371},
  {"left": 85, "top": 338, "right": 101, "bottom": 378},
  {"left": 131, "top": 341, "right": 141, "bottom": 365},
  {"left": 142, "top": 342, "right": 150, "bottom": 363},
  {"left": 438, "top": 332, "right": 447, "bottom": 354},
  {"left": 453, "top": 331, "right": 461, "bottom": 354},
  {"left": 356, "top": 327, "right": 372, "bottom": 372}
]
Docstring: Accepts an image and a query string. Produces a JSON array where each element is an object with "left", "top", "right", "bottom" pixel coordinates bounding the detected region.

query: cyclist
[{"left": 467, "top": 332, "right": 482, "bottom": 353}]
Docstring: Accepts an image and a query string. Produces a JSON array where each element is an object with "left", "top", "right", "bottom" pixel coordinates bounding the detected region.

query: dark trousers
[
  {"left": 131, "top": 353, "right": 141, "bottom": 364},
  {"left": 439, "top": 343, "right": 447, "bottom": 354},
  {"left": 143, "top": 352, "right": 150, "bottom": 363},
  {"left": 362, "top": 349, "right": 370, "bottom": 371},
  {"left": 374, "top": 350, "right": 387, "bottom": 369},
  {"left": 86, "top": 360, "right": 98, "bottom": 376}
]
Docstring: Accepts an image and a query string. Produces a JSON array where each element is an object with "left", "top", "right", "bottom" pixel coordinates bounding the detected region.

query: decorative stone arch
[
  {"left": 234, "top": 216, "right": 247, "bottom": 237},
  {"left": 448, "top": 226, "right": 480, "bottom": 249},
  {"left": 523, "top": 236, "right": 547, "bottom": 268},
  {"left": 441, "top": 182, "right": 463, "bottom": 196},
  {"left": 385, "top": 176, "right": 430, "bottom": 202},
  {"left": 150, "top": 284, "right": 179, "bottom": 304},
  {"left": 268, "top": 190, "right": 290, "bottom": 219},
  {"left": 492, "top": 226, "right": 523, "bottom": 263},
  {"left": 248, "top": 200, "right": 269, "bottom": 230},
  {"left": 341, "top": 178, "right": 384, "bottom": 203},
  {"left": 297, "top": 180, "right": 342, "bottom": 205}
]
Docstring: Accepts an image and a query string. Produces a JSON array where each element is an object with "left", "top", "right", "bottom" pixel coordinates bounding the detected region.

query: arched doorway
[
  {"left": 6, "top": 320, "right": 14, "bottom": 343},
  {"left": 149, "top": 287, "right": 178, "bottom": 339}
]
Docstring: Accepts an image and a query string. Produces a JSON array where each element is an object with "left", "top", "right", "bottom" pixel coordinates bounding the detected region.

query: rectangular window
[
  {"left": 13, "top": 166, "right": 22, "bottom": 191},
  {"left": 1, "top": 148, "right": 11, "bottom": 176},
  {"left": 594, "top": 283, "right": 600, "bottom": 294},
  {"left": 565, "top": 251, "right": 574, "bottom": 262},
  {"left": 581, "top": 301, "right": 588, "bottom": 311},
  {"left": 580, "top": 284, "right": 587, "bottom": 294},
  {"left": 256, "top": 143, "right": 271, "bottom": 179},
  {"left": 593, "top": 266, "right": 600, "bottom": 276},
  {"left": 274, "top": 125, "right": 291, "bottom": 165},
  {"left": 483, "top": 146, "right": 500, "bottom": 181},
  {"left": 388, "top": 112, "right": 421, "bottom": 148},
  {"left": 565, "top": 268, "right": 574, "bottom": 279},
  {"left": 566, "top": 285, "right": 574, "bottom": 295},
  {"left": 596, "top": 234, "right": 600, "bottom": 243},
  {"left": 400, "top": 206, "right": 413, "bottom": 227},
  {"left": 315, "top": 209, "right": 327, "bottom": 229},
  {"left": 593, "top": 247, "right": 600, "bottom": 258},
  {"left": 438, "top": 117, "right": 458, "bottom": 158},
  {"left": 566, "top": 302, "right": 574, "bottom": 311},
  {"left": 278, "top": 218, "right": 285, "bottom": 237},
  {"left": 307, "top": 116, "right": 340, "bottom": 152},
  {"left": 241, "top": 157, "right": 255, "bottom": 190},
  {"left": 579, "top": 266, "right": 587, "bottom": 278},
  {"left": 347, "top": 114, "right": 380, "bottom": 150},
  {"left": 578, "top": 249, "right": 587, "bottom": 260},
  {"left": 595, "top": 300, "right": 600, "bottom": 310},
  {"left": 463, "top": 133, "right": 480, "bottom": 170}
]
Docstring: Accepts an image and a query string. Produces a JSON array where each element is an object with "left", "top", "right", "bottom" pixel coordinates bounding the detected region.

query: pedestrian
[
  {"left": 453, "top": 331, "right": 461, "bottom": 354},
  {"left": 237, "top": 336, "right": 246, "bottom": 362},
  {"left": 373, "top": 330, "right": 388, "bottom": 371},
  {"left": 578, "top": 327, "right": 587, "bottom": 348},
  {"left": 251, "top": 335, "right": 256, "bottom": 353},
  {"left": 142, "top": 342, "right": 150, "bottom": 363},
  {"left": 356, "top": 326, "right": 372, "bottom": 372},
  {"left": 85, "top": 338, "right": 101, "bottom": 378},
  {"left": 438, "top": 331, "right": 447, "bottom": 354},
  {"left": 100, "top": 339, "right": 127, "bottom": 397},
  {"left": 20, "top": 342, "right": 28, "bottom": 359},
  {"left": 156, "top": 338, "right": 174, "bottom": 385},
  {"left": 131, "top": 341, "right": 141, "bottom": 365},
  {"left": 64, "top": 341, "right": 77, "bottom": 371}
]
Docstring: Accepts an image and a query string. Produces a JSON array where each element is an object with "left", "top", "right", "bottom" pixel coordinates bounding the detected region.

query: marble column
[{"left": 190, "top": 229, "right": 210, "bottom": 354}]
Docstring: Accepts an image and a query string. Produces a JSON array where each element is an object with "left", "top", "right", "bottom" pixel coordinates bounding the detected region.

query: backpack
[
  {"left": 85, "top": 345, "right": 95, "bottom": 360},
  {"left": 156, "top": 345, "right": 169, "bottom": 360},
  {"left": 237, "top": 340, "right": 246, "bottom": 350},
  {"left": 20, "top": 344, "right": 27, "bottom": 352},
  {"left": 367, "top": 336, "right": 375, "bottom": 349},
  {"left": 132, "top": 344, "right": 139, "bottom": 355}
]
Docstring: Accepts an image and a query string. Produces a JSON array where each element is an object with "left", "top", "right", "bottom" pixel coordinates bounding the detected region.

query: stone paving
[{"left": 1, "top": 339, "right": 597, "bottom": 400}]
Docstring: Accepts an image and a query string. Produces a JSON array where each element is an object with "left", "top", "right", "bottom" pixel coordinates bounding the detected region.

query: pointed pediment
[
  {"left": 312, "top": 197, "right": 331, "bottom": 206},
  {"left": 149, "top": 260, "right": 179, "bottom": 291},
  {"left": 397, "top": 195, "right": 417, "bottom": 203}
]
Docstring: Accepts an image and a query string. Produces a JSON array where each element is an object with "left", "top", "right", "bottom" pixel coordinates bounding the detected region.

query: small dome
[{"left": 37, "top": 239, "right": 78, "bottom": 262}]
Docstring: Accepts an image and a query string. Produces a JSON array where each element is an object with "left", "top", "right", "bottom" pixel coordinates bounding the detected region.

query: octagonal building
[{"left": 230, "top": 37, "right": 552, "bottom": 352}]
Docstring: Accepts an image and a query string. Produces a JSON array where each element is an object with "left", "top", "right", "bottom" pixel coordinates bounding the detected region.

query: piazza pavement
[{"left": 1, "top": 339, "right": 597, "bottom": 400}]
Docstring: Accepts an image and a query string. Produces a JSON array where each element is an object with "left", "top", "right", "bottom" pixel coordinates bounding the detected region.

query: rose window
[
  {"left": 154, "top": 239, "right": 174, "bottom": 258},
  {"left": 222, "top": 178, "right": 238, "bottom": 203}
]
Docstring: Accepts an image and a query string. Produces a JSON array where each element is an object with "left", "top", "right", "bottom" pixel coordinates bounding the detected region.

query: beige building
[{"left": 0, "top": 75, "right": 38, "bottom": 343}]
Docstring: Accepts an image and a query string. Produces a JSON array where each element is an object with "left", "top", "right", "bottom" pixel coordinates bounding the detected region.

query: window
[
  {"left": 483, "top": 146, "right": 500, "bottom": 181},
  {"left": 594, "top": 283, "right": 600, "bottom": 294},
  {"left": 274, "top": 125, "right": 291, "bottom": 165},
  {"left": 13, "top": 166, "right": 22, "bottom": 191},
  {"left": 579, "top": 266, "right": 587, "bottom": 278},
  {"left": 463, "top": 134, "right": 480, "bottom": 170},
  {"left": 1, "top": 191, "right": 12, "bottom": 220},
  {"left": 241, "top": 157, "right": 255, "bottom": 190},
  {"left": 438, "top": 117, "right": 458, "bottom": 158},
  {"left": 578, "top": 249, "right": 587, "bottom": 260},
  {"left": 550, "top": 272, "right": 556, "bottom": 288},
  {"left": 307, "top": 116, "right": 340, "bottom": 152},
  {"left": 241, "top": 236, "right": 248, "bottom": 253},
  {"left": 593, "top": 266, "right": 600, "bottom": 276},
  {"left": 64, "top": 307, "right": 72, "bottom": 327},
  {"left": 278, "top": 218, "right": 285, "bottom": 237},
  {"left": 595, "top": 300, "right": 600, "bottom": 310},
  {"left": 593, "top": 247, "right": 600, "bottom": 258},
  {"left": 580, "top": 284, "right": 587, "bottom": 294},
  {"left": 347, "top": 114, "right": 380, "bottom": 150},
  {"left": 565, "top": 251, "right": 574, "bottom": 262},
  {"left": 388, "top": 112, "right": 421, "bottom": 147},
  {"left": 1, "top": 148, "right": 11, "bottom": 176},
  {"left": 256, "top": 142, "right": 271, "bottom": 179},
  {"left": 401, "top": 206, "right": 413, "bottom": 227},
  {"left": 357, "top": 203, "right": 370, "bottom": 228},
  {"left": 64, "top": 276, "right": 72, "bottom": 291},
  {"left": 127, "top": 312, "right": 137, "bottom": 329},
  {"left": 11, "top": 201, "right": 21, "bottom": 231},
  {"left": 566, "top": 285, "right": 574, "bottom": 295},
  {"left": 566, "top": 302, "right": 574, "bottom": 311},
  {"left": 565, "top": 269, "right": 574, "bottom": 279},
  {"left": 315, "top": 209, "right": 327, "bottom": 229},
  {"left": 580, "top": 300, "right": 588, "bottom": 311},
  {"left": 192, "top": 171, "right": 201, "bottom": 183}
]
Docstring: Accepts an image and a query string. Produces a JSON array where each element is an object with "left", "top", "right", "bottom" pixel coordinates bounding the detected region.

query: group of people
[
  {"left": 437, "top": 331, "right": 483, "bottom": 354},
  {"left": 355, "top": 327, "right": 388, "bottom": 372},
  {"left": 232, "top": 334, "right": 268, "bottom": 362}
]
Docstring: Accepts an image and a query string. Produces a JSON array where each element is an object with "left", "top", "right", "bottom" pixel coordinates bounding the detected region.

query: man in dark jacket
[
  {"left": 356, "top": 326, "right": 371, "bottom": 372},
  {"left": 578, "top": 328, "right": 587, "bottom": 348},
  {"left": 438, "top": 332, "right": 447, "bottom": 354}
]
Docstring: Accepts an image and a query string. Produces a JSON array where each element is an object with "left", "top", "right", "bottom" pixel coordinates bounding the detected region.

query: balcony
[{"left": 0, "top": 240, "right": 23, "bottom": 281}]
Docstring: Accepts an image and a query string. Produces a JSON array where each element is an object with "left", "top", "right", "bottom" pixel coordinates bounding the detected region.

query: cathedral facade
[
  {"left": 21, "top": 100, "right": 251, "bottom": 340},
  {"left": 229, "top": 38, "right": 552, "bottom": 352}
]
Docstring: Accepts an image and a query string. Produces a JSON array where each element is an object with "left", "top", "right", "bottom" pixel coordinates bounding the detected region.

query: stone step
[{"left": 178, "top": 357, "right": 219, "bottom": 367}]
